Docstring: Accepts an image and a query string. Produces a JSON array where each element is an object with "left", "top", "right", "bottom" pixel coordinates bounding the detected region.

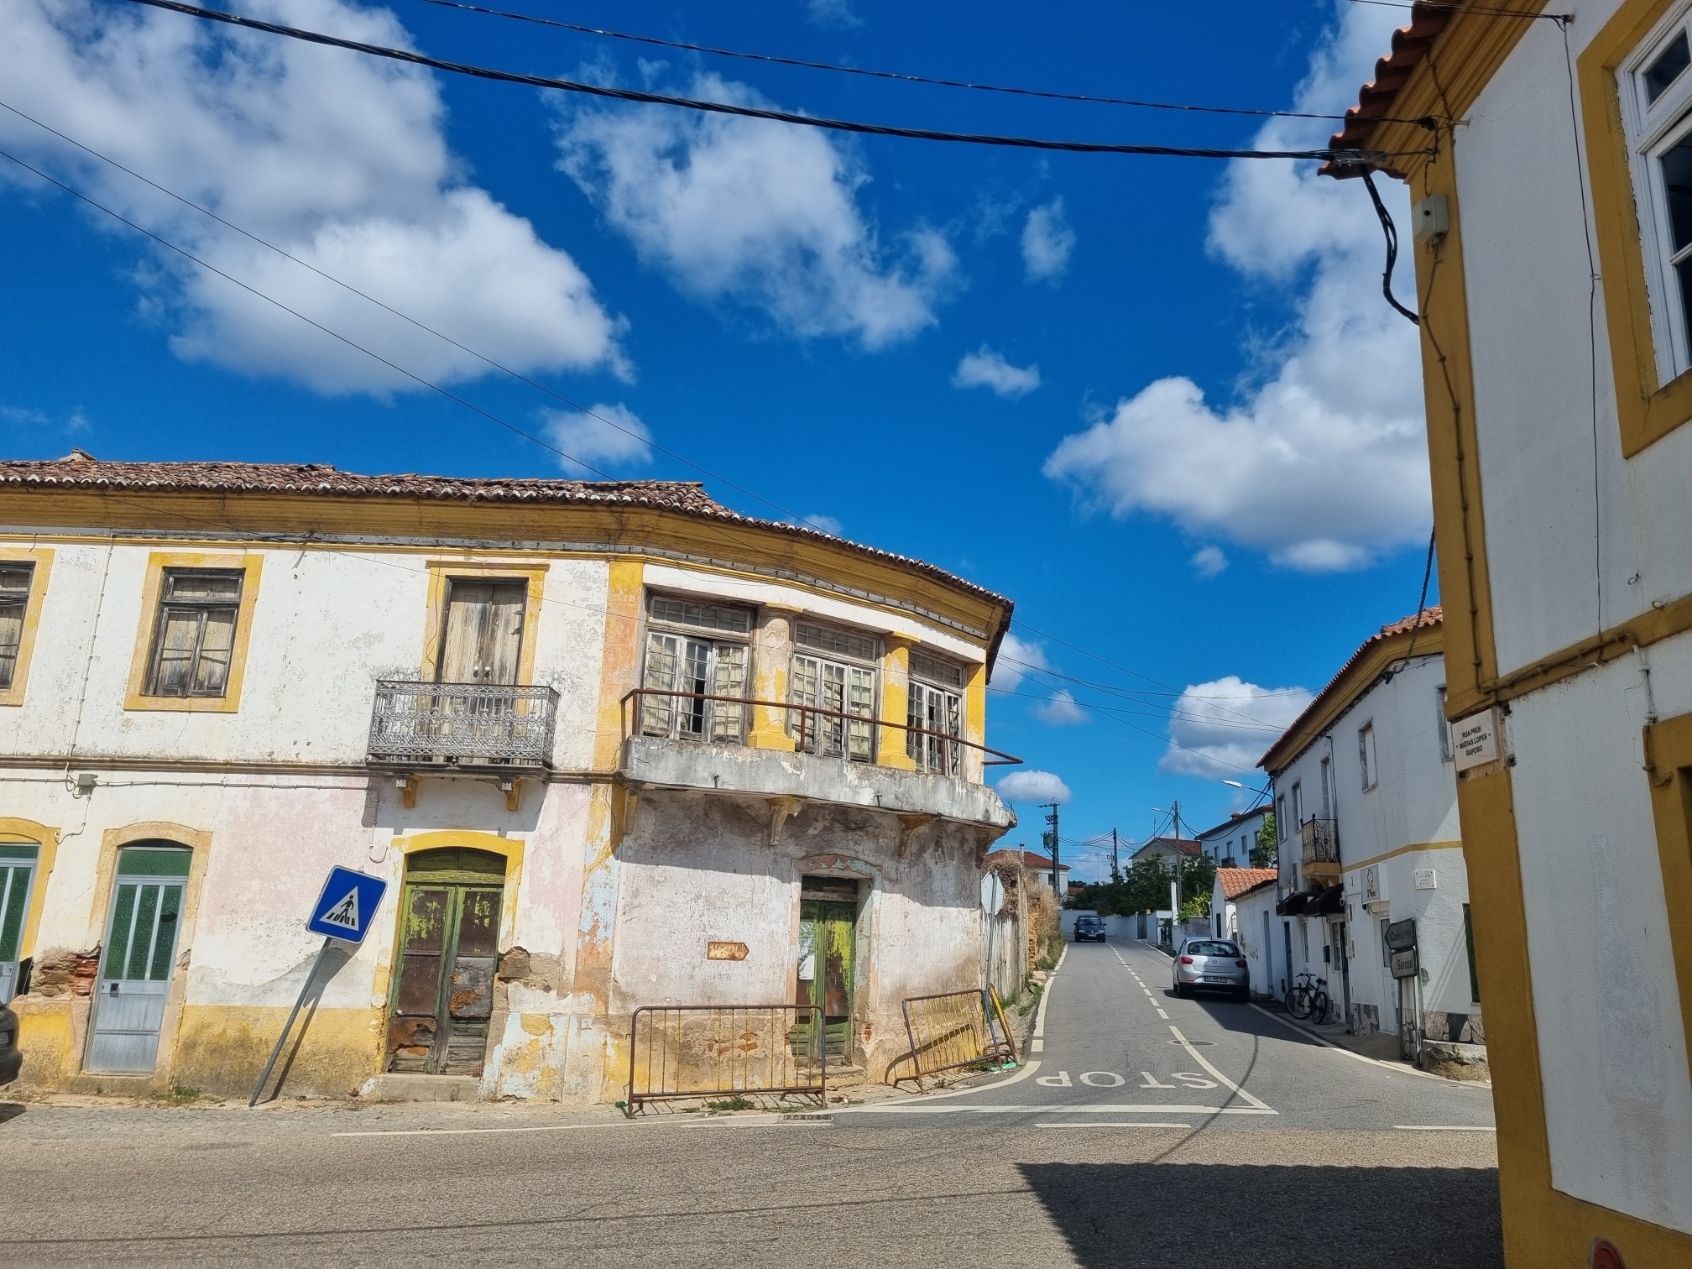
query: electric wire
[
  {"left": 1362, "top": 168, "right": 1421, "bottom": 325},
  {"left": 1344, "top": 0, "right": 1572, "bottom": 19},
  {"left": 116, "top": 0, "right": 1414, "bottom": 164},
  {"left": 409, "top": 0, "right": 1416, "bottom": 125},
  {"left": 0, "top": 97, "right": 810, "bottom": 529}
]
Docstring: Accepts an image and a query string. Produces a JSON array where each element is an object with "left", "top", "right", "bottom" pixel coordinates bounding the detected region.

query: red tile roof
[
  {"left": 1, "top": 453, "right": 1010, "bottom": 607},
  {"left": 1132, "top": 837, "right": 1202, "bottom": 857},
  {"left": 1259, "top": 607, "right": 1443, "bottom": 772},
  {"left": 988, "top": 849, "right": 1071, "bottom": 872},
  {"left": 1217, "top": 868, "right": 1279, "bottom": 901},
  {"left": 1323, "top": 2, "right": 1453, "bottom": 178}
]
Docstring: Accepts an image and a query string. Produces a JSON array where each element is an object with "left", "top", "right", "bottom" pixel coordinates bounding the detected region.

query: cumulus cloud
[
  {"left": 1192, "top": 546, "right": 1228, "bottom": 577},
  {"left": 805, "top": 0, "right": 861, "bottom": 27},
  {"left": 1159, "top": 676, "right": 1314, "bottom": 778},
  {"left": 802, "top": 512, "right": 843, "bottom": 536},
  {"left": 542, "top": 402, "right": 652, "bottom": 476},
  {"left": 996, "top": 769, "right": 1071, "bottom": 804},
  {"left": 993, "top": 632, "right": 1049, "bottom": 691},
  {"left": 0, "top": 0, "right": 624, "bottom": 395},
  {"left": 1034, "top": 690, "right": 1088, "bottom": 726},
  {"left": 952, "top": 347, "right": 1040, "bottom": 398},
  {"left": 1021, "top": 197, "right": 1075, "bottom": 283},
  {"left": 1042, "top": 4, "right": 1428, "bottom": 571},
  {"left": 556, "top": 73, "right": 954, "bottom": 348}
]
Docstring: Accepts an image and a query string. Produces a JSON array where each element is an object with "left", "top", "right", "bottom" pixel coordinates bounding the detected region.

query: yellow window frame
[
  {"left": 123, "top": 551, "right": 264, "bottom": 713},
  {"left": 419, "top": 561, "right": 548, "bottom": 685},
  {"left": 0, "top": 547, "right": 53, "bottom": 708}
]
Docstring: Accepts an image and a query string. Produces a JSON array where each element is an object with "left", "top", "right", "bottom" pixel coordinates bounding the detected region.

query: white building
[
  {"left": 1210, "top": 867, "right": 1277, "bottom": 943},
  {"left": 0, "top": 455, "right": 1016, "bottom": 1103},
  {"left": 1257, "top": 610, "right": 1479, "bottom": 1053},
  {"left": 1194, "top": 807, "right": 1270, "bottom": 869},
  {"left": 1336, "top": 2, "right": 1692, "bottom": 1252}
]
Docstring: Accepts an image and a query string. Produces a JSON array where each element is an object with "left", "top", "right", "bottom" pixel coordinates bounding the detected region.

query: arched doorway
[
  {"left": 385, "top": 847, "right": 505, "bottom": 1075},
  {"left": 0, "top": 837, "right": 42, "bottom": 1005},
  {"left": 86, "top": 840, "right": 192, "bottom": 1074}
]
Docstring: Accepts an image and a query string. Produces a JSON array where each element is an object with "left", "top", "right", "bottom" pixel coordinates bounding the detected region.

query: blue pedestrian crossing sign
[{"left": 306, "top": 867, "right": 388, "bottom": 944}]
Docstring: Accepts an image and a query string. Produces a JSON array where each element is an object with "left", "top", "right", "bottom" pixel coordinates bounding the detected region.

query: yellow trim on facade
[
  {"left": 0, "top": 546, "right": 53, "bottom": 708},
  {"left": 1339, "top": 839, "right": 1464, "bottom": 875},
  {"left": 1645, "top": 711, "right": 1692, "bottom": 1101},
  {"left": 83, "top": 822, "right": 213, "bottom": 1088},
  {"left": 418, "top": 560, "right": 548, "bottom": 685},
  {"left": 122, "top": 550, "right": 264, "bottom": 713},
  {"left": 748, "top": 603, "right": 801, "bottom": 753},
  {"left": 964, "top": 660, "right": 988, "bottom": 783},
  {"left": 594, "top": 560, "right": 645, "bottom": 772},
  {"left": 1581, "top": 0, "right": 1692, "bottom": 458},
  {"left": 0, "top": 817, "right": 59, "bottom": 967},
  {"left": 876, "top": 637, "right": 917, "bottom": 771},
  {"left": 377, "top": 831, "right": 528, "bottom": 999}
]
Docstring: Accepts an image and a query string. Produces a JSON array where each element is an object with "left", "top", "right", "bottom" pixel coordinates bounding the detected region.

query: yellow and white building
[
  {"left": 1335, "top": 1, "right": 1692, "bottom": 1259},
  {"left": 0, "top": 454, "right": 1015, "bottom": 1102}
]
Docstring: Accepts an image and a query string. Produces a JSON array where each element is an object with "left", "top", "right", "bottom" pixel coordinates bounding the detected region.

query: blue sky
[{"left": 0, "top": 0, "right": 1436, "bottom": 879}]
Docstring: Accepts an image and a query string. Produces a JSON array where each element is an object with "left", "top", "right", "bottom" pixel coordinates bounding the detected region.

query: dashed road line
[{"left": 1394, "top": 1124, "right": 1496, "bottom": 1131}]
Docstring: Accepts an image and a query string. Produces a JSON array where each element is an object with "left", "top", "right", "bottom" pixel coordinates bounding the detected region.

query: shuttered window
[
  {"left": 0, "top": 565, "right": 33, "bottom": 690},
  {"left": 144, "top": 570, "right": 243, "bottom": 697},
  {"left": 438, "top": 580, "right": 526, "bottom": 684},
  {"left": 640, "top": 595, "right": 753, "bottom": 743},
  {"left": 790, "top": 622, "right": 878, "bottom": 762}
]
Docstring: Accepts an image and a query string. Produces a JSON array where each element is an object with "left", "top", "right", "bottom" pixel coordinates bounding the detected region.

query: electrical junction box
[{"left": 1413, "top": 195, "right": 1450, "bottom": 244}]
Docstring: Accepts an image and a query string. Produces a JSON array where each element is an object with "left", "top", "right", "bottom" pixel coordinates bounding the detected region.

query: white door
[
  {"left": 0, "top": 843, "right": 39, "bottom": 1006},
  {"left": 86, "top": 845, "right": 191, "bottom": 1075}
]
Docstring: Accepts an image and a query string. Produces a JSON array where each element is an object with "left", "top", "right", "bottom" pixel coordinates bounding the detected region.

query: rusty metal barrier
[
  {"left": 891, "top": 989, "right": 1015, "bottom": 1086},
  {"left": 625, "top": 1004, "right": 827, "bottom": 1116}
]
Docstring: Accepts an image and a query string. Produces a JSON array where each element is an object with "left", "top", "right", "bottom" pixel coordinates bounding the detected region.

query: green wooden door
[
  {"left": 385, "top": 848, "right": 504, "bottom": 1076},
  {"left": 794, "top": 896, "right": 856, "bottom": 1061},
  {"left": 0, "top": 842, "right": 40, "bottom": 1005}
]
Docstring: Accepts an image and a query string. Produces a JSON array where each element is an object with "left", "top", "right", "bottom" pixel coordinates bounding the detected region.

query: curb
[{"left": 1250, "top": 1003, "right": 1492, "bottom": 1088}]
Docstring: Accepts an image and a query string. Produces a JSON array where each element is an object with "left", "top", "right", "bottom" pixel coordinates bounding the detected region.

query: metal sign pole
[{"left": 249, "top": 937, "right": 334, "bottom": 1108}]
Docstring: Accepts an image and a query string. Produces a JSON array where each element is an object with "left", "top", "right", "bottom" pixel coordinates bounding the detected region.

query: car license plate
[{"left": 1202, "top": 975, "right": 1233, "bottom": 983}]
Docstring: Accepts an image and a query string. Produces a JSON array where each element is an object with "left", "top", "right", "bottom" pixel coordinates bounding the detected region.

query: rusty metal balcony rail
[
  {"left": 621, "top": 688, "right": 1023, "bottom": 772},
  {"left": 886, "top": 989, "right": 1016, "bottom": 1088},
  {"left": 1301, "top": 818, "right": 1340, "bottom": 866},
  {"left": 625, "top": 1004, "right": 828, "bottom": 1116},
  {"left": 367, "top": 680, "right": 559, "bottom": 768}
]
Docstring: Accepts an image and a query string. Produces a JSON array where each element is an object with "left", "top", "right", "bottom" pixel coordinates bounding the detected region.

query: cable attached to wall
[{"left": 1362, "top": 168, "right": 1422, "bottom": 326}]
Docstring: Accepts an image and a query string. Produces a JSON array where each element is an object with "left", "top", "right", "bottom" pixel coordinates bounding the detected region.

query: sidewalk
[{"left": 1252, "top": 997, "right": 1491, "bottom": 1085}]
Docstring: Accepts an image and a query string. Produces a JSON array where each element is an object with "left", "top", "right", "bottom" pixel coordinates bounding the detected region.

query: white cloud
[
  {"left": 541, "top": 402, "right": 652, "bottom": 476},
  {"left": 0, "top": 0, "right": 624, "bottom": 395},
  {"left": 555, "top": 73, "right": 954, "bottom": 348},
  {"left": 1034, "top": 690, "right": 1088, "bottom": 726},
  {"left": 805, "top": 0, "right": 861, "bottom": 27},
  {"left": 996, "top": 769, "right": 1071, "bottom": 804},
  {"left": 1192, "top": 546, "right": 1228, "bottom": 577},
  {"left": 1158, "top": 676, "right": 1314, "bottom": 778},
  {"left": 1021, "top": 197, "right": 1075, "bottom": 283},
  {"left": 993, "top": 632, "right": 1049, "bottom": 691},
  {"left": 1042, "top": 4, "right": 1428, "bottom": 571},
  {"left": 802, "top": 512, "right": 843, "bottom": 536},
  {"left": 953, "top": 347, "right": 1040, "bottom": 398}
]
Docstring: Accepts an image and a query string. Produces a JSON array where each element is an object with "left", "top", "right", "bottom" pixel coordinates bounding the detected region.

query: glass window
[
  {"left": 1624, "top": 17, "right": 1692, "bottom": 379},
  {"left": 1359, "top": 723, "right": 1379, "bottom": 790},
  {"left": 144, "top": 570, "right": 243, "bottom": 698},
  {"left": 792, "top": 653, "right": 875, "bottom": 762},
  {"left": 646, "top": 596, "right": 751, "bottom": 635},
  {"left": 1465, "top": 903, "right": 1481, "bottom": 1003},
  {"left": 1647, "top": 30, "right": 1692, "bottom": 103},
  {"left": 1437, "top": 685, "right": 1453, "bottom": 761},
  {"left": 907, "top": 680, "right": 962, "bottom": 774},
  {"left": 639, "top": 630, "right": 747, "bottom": 743},
  {"left": 0, "top": 565, "right": 35, "bottom": 690},
  {"left": 909, "top": 650, "right": 965, "bottom": 688},
  {"left": 794, "top": 620, "right": 880, "bottom": 663}
]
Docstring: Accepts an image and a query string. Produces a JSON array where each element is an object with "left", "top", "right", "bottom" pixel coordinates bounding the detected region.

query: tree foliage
[
  {"left": 1251, "top": 812, "right": 1278, "bottom": 869},
  {"left": 1065, "top": 851, "right": 1217, "bottom": 917}
]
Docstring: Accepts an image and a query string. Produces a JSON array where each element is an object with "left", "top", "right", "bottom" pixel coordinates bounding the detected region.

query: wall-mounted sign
[
  {"left": 1391, "top": 948, "right": 1420, "bottom": 980},
  {"left": 707, "top": 941, "right": 749, "bottom": 961},
  {"left": 1363, "top": 865, "right": 1380, "bottom": 903},
  {"left": 1385, "top": 918, "right": 1418, "bottom": 952},
  {"left": 1451, "top": 708, "right": 1501, "bottom": 773},
  {"left": 1414, "top": 868, "right": 1437, "bottom": 891}
]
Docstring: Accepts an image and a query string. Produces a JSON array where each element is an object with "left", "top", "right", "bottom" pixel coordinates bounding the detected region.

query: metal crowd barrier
[
  {"left": 625, "top": 1004, "right": 827, "bottom": 1116},
  {"left": 891, "top": 989, "right": 1016, "bottom": 1086}
]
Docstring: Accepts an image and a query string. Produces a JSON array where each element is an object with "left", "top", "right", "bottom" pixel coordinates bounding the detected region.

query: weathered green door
[
  {"left": 385, "top": 848, "right": 504, "bottom": 1075},
  {"left": 794, "top": 878, "right": 857, "bottom": 1062}
]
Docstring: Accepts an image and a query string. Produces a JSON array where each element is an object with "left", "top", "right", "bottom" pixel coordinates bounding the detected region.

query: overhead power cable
[
  {"left": 410, "top": 0, "right": 1414, "bottom": 125},
  {"left": 116, "top": 0, "right": 1406, "bottom": 164},
  {"left": 0, "top": 97, "right": 809, "bottom": 529},
  {"left": 1345, "top": 0, "right": 1570, "bottom": 19}
]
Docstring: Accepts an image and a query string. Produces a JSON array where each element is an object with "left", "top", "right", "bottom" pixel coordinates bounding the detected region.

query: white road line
[
  {"left": 846, "top": 1103, "right": 1275, "bottom": 1115},
  {"left": 330, "top": 1116, "right": 827, "bottom": 1138},
  {"left": 1033, "top": 948, "right": 1066, "bottom": 1040},
  {"left": 1247, "top": 1003, "right": 1487, "bottom": 1086},
  {"left": 1394, "top": 1125, "right": 1496, "bottom": 1131},
  {"left": 1169, "top": 1025, "right": 1276, "bottom": 1114},
  {"left": 1154, "top": 1008, "right": 1169, "bottom": 1019},
  {"left": 1031, "top": 1038, "right": 1044, "bottom": 1053},
  {"left": 1036, "top": 1122, "right": 1192, "bottom": 1129}
]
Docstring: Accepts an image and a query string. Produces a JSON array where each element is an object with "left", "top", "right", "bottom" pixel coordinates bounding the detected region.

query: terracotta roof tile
[
  {"left": 988, "top": 849, "right": 1070, "bottom": 872},
  {"left": 1, "top": 453, "right": 1010, "bottom": 608},
  {"left": 1259, "top": 607, "right": 1442, "bottom": 771},
  {"left": 1217, "top": 867, "right": 1279, "bottom": 900},
  {"left": 1322, "top": 2, "right": 1452, "bottom": 178}
]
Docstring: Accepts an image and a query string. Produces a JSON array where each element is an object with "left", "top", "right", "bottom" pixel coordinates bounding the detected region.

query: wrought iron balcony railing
[
  {"left": 1300, "top": 818, "right": 1340, "bottom": 867},
  {"left": 368, "top": 681, "right": 558, "bottom": 769}
]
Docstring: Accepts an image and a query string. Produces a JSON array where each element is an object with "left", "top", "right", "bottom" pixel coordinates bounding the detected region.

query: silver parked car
[{"left": 1171, "top": 939, "right": 1250, "bottom": 1001}]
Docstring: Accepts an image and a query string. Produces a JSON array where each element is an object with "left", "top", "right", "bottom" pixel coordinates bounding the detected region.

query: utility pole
[
  {"left": 1171, "top": 800, "right": 1183, "bottom": 906},
  {"left": 1110, "top": 827, "right": 1120, "bottom": 883},
  {"left": 1040, "top": 802, "right": 1060, "bottom": 898}
]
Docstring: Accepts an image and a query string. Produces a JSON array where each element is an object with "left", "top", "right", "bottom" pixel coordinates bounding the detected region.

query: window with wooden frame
[
  {"left": 790, "top": 619, "right": 879, "bottom": 762},
  {"left": 1623, "top": 13, "right": 1692, "bottom": 383},
  {"left": 143, "top": 570, "right": 243, "bottom": 698},
  {"left": 0, "top": 564, "right": 34, "bottom": 691},
  {"left": 907, "top": 649, "right": 964, "bottom": 774},
  {"left": 436, "top": 578, "right": 526, "bottom": 685},
  {"left": 639, "top": 595, "right": 752, "bottom": 743}
]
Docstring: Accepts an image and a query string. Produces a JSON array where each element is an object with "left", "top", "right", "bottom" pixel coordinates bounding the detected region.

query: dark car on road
[
  {"left": 1171, "top": 938, "right": 1250, "bottom": 1000},
  {"left": 0, "top": 1004, "right": 20, "bottom": 1086},
  {"left": 1073, "top": 915, "right": 1107, "bottom": 942}
]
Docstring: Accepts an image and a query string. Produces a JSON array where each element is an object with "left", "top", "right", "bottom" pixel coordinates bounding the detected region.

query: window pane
[
  {"left": 105, "top": 885, "right": 137, "bottom": 980},
  {"left": 795, "top": 621, "right": 878, "bottom": 663},
  {"left": 147, "top": 885, "right": 182, "bottom": 981},
  {"left": 1660, "top": 130, "right": 1692, "bottom": 252},
  {"left": 0, "top": 600, "right": 22, "bottom": 689},
  {"left": 164, "top": 571, "right": 242, "bottom": 603},
  {"left": 1675, "top": 254, "right": 1692, "bottom": 358},
  {"left": 192, "top": 608, "right": 236, "bottom": 695},
  {"left": 647, "top": 596, "right": 751, "bottom": 635},
  {"left": 910, "top": 650, "right": 964, "bottom": 688},
  {"left": 126, "top": 885, "right": 160, "bottom": 980},
  {"left": 640, "top": 633, "right": 679, "bottom": 735},
  {"left": 906, "top": 682, "right": 924, "bottom": 762},
  {"left": 0, "top": 866, "right": 29, "bottom": 963},
  {"left": 117, "top": 848, "right": 192, "bottom": 878},
  {"left": 679, "top": 639, "right": 709, "bottom": 737},
  {"left": 0, "top": 566, "right": 32, "bottom": 596},
  {"left": 1647, "top": 31, "right": 1692, "bottom": 104},
  {"left": 710, "top": 643, "right": 747, "bottom": 741},
  {"left": 151, "top": 609, "right": 201, "bottom": 695}
]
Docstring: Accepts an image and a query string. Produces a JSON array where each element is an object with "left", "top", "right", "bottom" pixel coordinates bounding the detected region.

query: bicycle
[{"left": 1286, "top": 971, "right": 1331, "bottom": 1024}]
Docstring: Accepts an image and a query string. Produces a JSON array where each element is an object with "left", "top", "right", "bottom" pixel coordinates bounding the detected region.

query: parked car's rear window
[{"left": 1184, "top": 941, "right": 1239, "bottom": 957}]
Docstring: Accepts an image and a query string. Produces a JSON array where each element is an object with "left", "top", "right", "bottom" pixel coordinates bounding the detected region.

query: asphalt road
[{"left": 0, "top": 939, "right": 1503, "bottom": 1268}]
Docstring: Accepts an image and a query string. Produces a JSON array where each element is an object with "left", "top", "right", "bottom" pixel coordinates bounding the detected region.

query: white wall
[{"left": 1196, "top": 809, "right": 1268, "bottom": 867}]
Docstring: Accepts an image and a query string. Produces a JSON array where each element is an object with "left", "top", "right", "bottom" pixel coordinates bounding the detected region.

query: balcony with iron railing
[
  {"left": 367, "top": 680, "right": 559, "bottom": 774},
  {"left": 1300, "top": 817, "right": 1340, "bottom": 879},
  {"left": 617, "top": 688, "right": 1020, "bottom": 827}
]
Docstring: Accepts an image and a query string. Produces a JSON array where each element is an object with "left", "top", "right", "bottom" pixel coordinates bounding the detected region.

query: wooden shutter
[{"left": 483, "top": 582, "right": 526, "bottom": 685}]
